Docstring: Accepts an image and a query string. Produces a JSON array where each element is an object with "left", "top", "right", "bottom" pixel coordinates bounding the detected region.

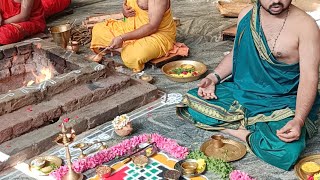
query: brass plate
[
  {"left": 200, "top": 139, "right": 246, "bottom": 162},
  {"left": 161, "top": 60, "right": 207, "bottom": 83},
  {"left": 29, "top": 156, "right": 62, "bottom": 176},
  {"left": 294, "top": 154, "right": 320, "bottom": 180}
]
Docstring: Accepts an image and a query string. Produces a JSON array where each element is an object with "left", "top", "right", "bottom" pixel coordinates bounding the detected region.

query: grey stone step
[
  {"left": 0, "top": 73, "right": 131, "bottom": 144},
  {"left": 0, "top": 79, "right": 158, "bottom": 171}
]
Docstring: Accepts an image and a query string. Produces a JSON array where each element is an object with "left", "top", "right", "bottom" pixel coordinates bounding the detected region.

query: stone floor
[{"left": 1, "top": 0, "right": 320, "bottom": 180}]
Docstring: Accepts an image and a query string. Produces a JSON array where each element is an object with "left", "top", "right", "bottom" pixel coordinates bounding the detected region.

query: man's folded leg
[{"left": 248, "top": 120, "right": 306, "bottom": 170}]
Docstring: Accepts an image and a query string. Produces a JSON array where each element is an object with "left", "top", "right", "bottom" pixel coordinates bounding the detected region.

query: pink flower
[
  {"left": 230, "top": 170, "right": 256, "bottom": 180},
  {"left": 308, "top": 176, "right": 314, "bottom": 180},
  {"left": 63, "top": 118, "right": 70, "bottom": 123},
  {"left": 50, "top": 133, "right": 188, "bottom": 179}
]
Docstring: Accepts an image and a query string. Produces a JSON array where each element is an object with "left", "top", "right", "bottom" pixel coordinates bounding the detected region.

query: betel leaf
[{"left": 187, "top": 150, "right": 233, "bottom": 179}]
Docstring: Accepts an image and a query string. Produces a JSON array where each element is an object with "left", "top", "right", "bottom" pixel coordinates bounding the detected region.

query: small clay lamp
[
  {"left": 112, "top": 114, "right": 133, "bottom": 137},
  {"left": 140, "top": 74, "right": 153, "bottom": 83},
  {"left": 71, "top": 41, "right": 80, "bottom": 53},
  {"left": 210, "top": 134, "right": 225, "bottom": 148},
  {"left": 96, "top": 165, "right": 112, "bottom": 178}
]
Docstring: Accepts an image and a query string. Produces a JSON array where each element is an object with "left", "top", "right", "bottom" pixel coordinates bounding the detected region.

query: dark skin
[
  {"left": 2, "top": 0, "right": 34, "bottom": 25},
  {"left": 122, "top": 0, "right": 136, "bottom": 17},
  {"left": 107, "top": 0, "right": 169, "bottom": 51}
]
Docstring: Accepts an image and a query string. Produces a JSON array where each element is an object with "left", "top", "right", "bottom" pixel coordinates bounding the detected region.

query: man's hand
[
  {"left": 122, "top": 2, "right": 135, "bottom": 18},
  {"left": 276, "top": 118, "right": 304, "bottom": 142},
  {"left": 197, "top": 77, "right": 217, "bottom": 100},
  {"left": 108, "top": 36, "right": 124, "bottom": 50}
]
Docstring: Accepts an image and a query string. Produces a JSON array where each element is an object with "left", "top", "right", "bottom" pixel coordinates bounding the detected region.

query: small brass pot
[
  {"left": 210, "top": 134, "right": 225, "bottom": 148},
  {"left": 181, "top": 161, "right": 198, "bottom": 175}
]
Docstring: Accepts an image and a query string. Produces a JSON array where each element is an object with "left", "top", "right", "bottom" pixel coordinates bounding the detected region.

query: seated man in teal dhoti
[{"left": 177, "top": 0, "right": 320, "bottom": 170}]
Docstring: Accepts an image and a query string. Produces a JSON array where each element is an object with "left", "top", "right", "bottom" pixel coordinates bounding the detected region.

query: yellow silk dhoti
[{"left": 90, "top": 0, "right": 176, "bottom": 71}]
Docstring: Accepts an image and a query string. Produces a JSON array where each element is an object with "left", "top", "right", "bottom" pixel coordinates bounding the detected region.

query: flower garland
[
  {"left": 112, "top": 114, "right": 130, "bottom": 130},
  {"left": 50, "top": 133, "right": 188, "bottom": 180},
  {"left": 229, "top": 170, "right": 256, "bottom": 180}
]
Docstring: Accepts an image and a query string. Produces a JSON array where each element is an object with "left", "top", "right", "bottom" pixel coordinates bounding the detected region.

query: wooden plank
[
  {"left": 222, "top": 24, "right": 237, "bottom": 41},
  {"left": 82, "top": 13, "right": 124, "bottom": 29},
  {"left": 149, "top": 54, "right": 182, "bottom": 67}
]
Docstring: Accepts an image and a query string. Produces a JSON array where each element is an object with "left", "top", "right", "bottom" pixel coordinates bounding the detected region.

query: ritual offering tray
[
  {"left": 29, "top": 156, "right": 62, "bottom": 176},
  {"left": 174, "top": 159, "right": 206, "bottom": 178},
  {"left": 294, "top": 154, "right": 320, "bottom": 180},
  {"left": 200, "top": 135, "right": 246, "bottom": 162},
  {"left": 162, "top": 60, "right": 207, "bottom": 82}
]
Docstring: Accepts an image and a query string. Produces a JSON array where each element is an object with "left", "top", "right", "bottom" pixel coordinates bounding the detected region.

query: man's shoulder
[
  {"left": 291, "top": 5, "right": 318, "bottom": 29},
  {"left": 237, "top": 5, "right": 253, "bottom": 23}
]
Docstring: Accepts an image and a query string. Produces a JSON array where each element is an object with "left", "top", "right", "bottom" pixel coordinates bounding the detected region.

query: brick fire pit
[{"left": 0, "top": 39, "right": 158, "bottom": 171}]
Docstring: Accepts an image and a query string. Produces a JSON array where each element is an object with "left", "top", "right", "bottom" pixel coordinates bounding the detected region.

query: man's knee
[
  {"left": 250, "top": 132, "right": 305, "bottom": 170},
  {"left": 91, "top": 22, "right": 106, "bottom": 38},
  {"left": 121, "top": 49, "right": 149, "bottom": 69},
  {"left": 281, "top": 140, "right": 305, "bottom": 160}
]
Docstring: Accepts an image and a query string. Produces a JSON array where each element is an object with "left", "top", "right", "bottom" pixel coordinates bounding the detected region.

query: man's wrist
[
  {"left": 207, "top": 72, "right": 220, "bottom": 85},
  {"left": 293, "top": 116, "right": 305, "bottom": 127},
  {"left": 118, "top": 35, "right": 125, "bottom": 42},
  {"left": 207, "top": 72, "right": 221, "bottom": 84}
]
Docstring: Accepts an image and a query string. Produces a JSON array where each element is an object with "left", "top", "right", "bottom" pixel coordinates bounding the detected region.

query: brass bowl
[
  {"left": 49, "top": 24, "right": 71, "bottom": 49},
  {"left": 162, "top": 60, "right": 207, "bottom": 82},
  {"left": 181, "top": 161, "right": 198, "bottom": 175}
]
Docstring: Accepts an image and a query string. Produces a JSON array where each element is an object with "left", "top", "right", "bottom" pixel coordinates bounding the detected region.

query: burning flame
[{"left": 27, "top": 67, "right": 53, "bottom": 86}]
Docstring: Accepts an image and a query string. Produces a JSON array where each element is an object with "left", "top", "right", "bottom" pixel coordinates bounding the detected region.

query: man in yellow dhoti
[{"left": 90, "top": 0, "right": 176, "bottom": 72}]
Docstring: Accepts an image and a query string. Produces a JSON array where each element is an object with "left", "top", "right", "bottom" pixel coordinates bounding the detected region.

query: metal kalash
[
  {"left": 54, "top": 123, "right": 83, "bottom": 180},
  {"left": 49, "top": 24, "right": 71, "bottom": 49}
]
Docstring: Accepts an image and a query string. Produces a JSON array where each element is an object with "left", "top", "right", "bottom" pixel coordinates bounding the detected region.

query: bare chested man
[
  {"left": 91, "top": 0, "right": 176, "bottom": 72},
  {"left": 177, "top": 0, "right": 320, "bottom": 170}
]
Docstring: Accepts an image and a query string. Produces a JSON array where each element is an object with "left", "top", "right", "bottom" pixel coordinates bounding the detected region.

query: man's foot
[{"left": 221, "top": 128, "right": 250, "bottom": 142}]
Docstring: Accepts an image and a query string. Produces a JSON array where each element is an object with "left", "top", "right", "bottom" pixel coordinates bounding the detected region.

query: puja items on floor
[
  {"left": 96, "top": 165, "right": 112, "bottom": 179},
  {"left": 169, "top": 64, "right": 199, "bottom": 78},
  {"left": 162, "top": 60, "right": 207, "bottom": 82},
  {"left": 132, "top": 155, "right": 149, "bottom": 168},
  {"left": 294, "top": 154, "right": 320, "bottom": 180},
  {"left": 70, "top": 24, "right": 92, "bottom": 46},
  {"left": 112, "top": 114, "right": 133, "bottom": 137}
]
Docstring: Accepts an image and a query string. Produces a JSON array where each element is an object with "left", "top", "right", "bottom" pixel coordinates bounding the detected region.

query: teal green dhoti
[{"left": 177, "top": 3, "right": 319, "bottom": 170}]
